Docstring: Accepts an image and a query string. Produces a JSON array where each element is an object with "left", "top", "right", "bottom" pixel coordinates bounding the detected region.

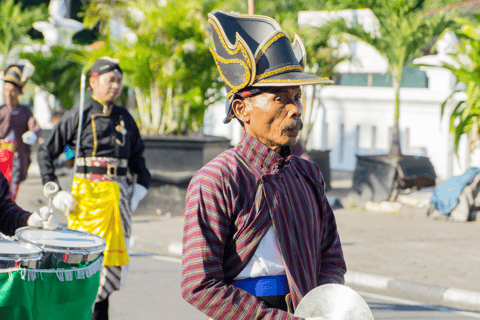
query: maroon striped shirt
[
  {"left": 182, "top": 131, "right": 346, "bottom": 319},
  {"left": 0, "top": 171, "right": 30, "bottom": 235}
]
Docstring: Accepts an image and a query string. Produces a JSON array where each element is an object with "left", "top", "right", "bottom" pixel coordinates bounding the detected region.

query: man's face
[
  {"left": 234, "top": 86, "right": 303, "bottom": 153},
  {"left": 89, "top": 69, "right": 123, "bottom": 105},
  {"left": 3, "top": 82, "right": 20, "bottom": 108}
]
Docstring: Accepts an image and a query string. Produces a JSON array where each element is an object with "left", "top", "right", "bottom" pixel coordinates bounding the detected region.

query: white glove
[
  {"left": 22, "top": 131, "right": 37, "bottom": 145},
  {"left": 129, "top": 184, "right": 147, "bottom": 212},
  {"left": 27, "top": 207, "right": 59, "bottom": 230},
  {"left": 52, "top": 190, "right": 76, "bottom": 216},
  {"left": 305, "top": 318, "right": 326, "bottom": 320}
]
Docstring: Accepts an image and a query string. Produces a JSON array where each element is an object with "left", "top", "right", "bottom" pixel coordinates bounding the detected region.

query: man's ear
[
  {"left": 232, "top": 99, "right": 250, "bottom": 124},
  {"left": 88, "top": 76, "right": 97, "bottom": 90}
]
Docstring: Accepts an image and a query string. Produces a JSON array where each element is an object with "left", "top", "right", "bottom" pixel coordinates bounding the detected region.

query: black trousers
[{"left": 91, "top": 298, "right": 109, "bottom": 320}]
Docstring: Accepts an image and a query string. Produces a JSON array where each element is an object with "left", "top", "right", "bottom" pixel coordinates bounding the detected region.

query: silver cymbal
[{"left": 294, "top": 284, "right": 374, "bottom": 320}]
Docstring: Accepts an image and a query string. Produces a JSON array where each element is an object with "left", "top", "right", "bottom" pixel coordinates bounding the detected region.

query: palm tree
[
  {"left": 439, "top": 14, "right": 480, "bottom": 155},
  {"left": 325, "top": 0, "right": 455, "bottom": 158},
  {"left": 0, "top": 0, "right": 47, "bottom": 70}
]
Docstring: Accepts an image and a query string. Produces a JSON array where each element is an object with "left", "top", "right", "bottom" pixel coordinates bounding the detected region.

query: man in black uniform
[{"left": 37, "top": 57, "right": 151, "bottom": 320}]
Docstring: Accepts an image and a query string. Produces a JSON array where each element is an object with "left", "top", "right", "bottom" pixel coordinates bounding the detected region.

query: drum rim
[
  {"left": 0, "top": 240, "right": 43, "bottom": 259},
  {"left": 15, "top": 226, "right": 106, "bottom": 252}
]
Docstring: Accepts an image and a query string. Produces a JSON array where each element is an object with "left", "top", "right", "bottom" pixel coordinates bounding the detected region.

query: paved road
[{"left": 111, "top": 253, "right": 480, "bottom": 320}]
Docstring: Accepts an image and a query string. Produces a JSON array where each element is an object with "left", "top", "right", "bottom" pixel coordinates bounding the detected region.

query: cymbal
[{"left": 294, "top": 284, "right": 374, "bottom": 320}]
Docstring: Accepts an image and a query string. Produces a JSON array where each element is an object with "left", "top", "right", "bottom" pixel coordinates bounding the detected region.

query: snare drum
[
  {"left": 0, "top": 240, "right": 43, "bottom": 269},
  {"left": 15, "top": 227, "right": 106, "bottom": 269}
]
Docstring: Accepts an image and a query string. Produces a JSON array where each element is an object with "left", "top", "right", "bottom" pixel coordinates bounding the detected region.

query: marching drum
[
  {"left": 15, "top": 226, "right": 106, "bottom": 269},
  {"left": 0, "top": 240, "right": 43, "bottom": 269}
]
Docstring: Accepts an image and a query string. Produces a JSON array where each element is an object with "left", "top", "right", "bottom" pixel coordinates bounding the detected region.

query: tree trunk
[{"left": 389, "top": 77, "right": 402, "bottom": 158}]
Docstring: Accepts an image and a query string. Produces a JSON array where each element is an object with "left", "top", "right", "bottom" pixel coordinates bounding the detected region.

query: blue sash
[{"left": 233, "top": 275, "right": 289, "bottom": 296}]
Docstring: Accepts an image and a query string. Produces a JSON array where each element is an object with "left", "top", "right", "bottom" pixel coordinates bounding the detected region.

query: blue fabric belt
[{"left": 233, "top": 275, "right": 289, "bottom": 297}]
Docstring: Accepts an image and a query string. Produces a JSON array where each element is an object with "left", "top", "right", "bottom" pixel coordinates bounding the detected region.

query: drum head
[
  {"left": 0, "top": 240, "right": 42, "bottom": 258},
  {"left": 15, "top": 227, "right": 106, "bottom": 252}
]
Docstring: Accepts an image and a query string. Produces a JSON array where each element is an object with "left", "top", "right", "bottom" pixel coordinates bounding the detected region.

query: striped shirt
[
  {"left": 182, "top": 131, "right": 346, "bottom": 320},
  {"left": 0, "top": 171, "right": 30, "bottom": 235}
]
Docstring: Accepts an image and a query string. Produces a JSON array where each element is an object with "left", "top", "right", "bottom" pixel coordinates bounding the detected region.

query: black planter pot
[
  {"left": 307, "top": 149, "right": 331, "bottom": 191},
  {"left": 137, "top": 134, "right": 232, "bottom": 216},
  {"left": 352, "top": 154, "right": 436, "bottom": 202}
]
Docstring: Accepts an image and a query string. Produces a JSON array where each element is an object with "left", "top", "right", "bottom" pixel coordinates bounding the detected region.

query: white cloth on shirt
[{"left": 234, "top": 226, "right": 285, "bottom": 280}]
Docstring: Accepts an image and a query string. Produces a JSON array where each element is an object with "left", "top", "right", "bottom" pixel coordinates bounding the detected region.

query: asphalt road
[{"left": 110, "top": 253, "right": 480, "bottom": 320}]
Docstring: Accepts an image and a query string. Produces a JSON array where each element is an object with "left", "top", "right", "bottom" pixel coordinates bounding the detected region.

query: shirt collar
[
  {"left": 91, "top": 96, "right": 112, "bottom": 114},
  {"left": 235, "top": 130, "right": 292, "bottom": 174}
]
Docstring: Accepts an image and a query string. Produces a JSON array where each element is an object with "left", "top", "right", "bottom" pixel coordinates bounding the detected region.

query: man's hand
[
  {"left": 129, "top": 184, "right": 147, "bottom": 212},
  {"left": 22, "top": 131, "right": 37, "bottom": 145},
  {"left": 27, "top": 207, "right": 59, "bottom": 230},
  {"left": 52, "top": 190, "right": 76, "bottom": 216}
]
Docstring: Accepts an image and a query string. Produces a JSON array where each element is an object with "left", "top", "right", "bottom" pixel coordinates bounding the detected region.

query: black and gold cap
[
  {"left": 208, "top": 10, "right": 333, "bottom": 123},
  {"left": 3, "top": 62, "right": 35, "bottom": 89}
]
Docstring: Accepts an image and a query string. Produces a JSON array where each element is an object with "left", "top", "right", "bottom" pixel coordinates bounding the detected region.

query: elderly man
[
  {"left": 37, "top": 57, "right": 151, "bottom": 320},
  {"left": 181, "top": 10, "right": 346, "bottom": 320},
  {"left": 0, "top": 62, "right": 41, "bottom": 200}
]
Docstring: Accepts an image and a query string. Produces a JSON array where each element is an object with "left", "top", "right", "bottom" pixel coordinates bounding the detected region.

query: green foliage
[
  {"left": 440, "top": 14, "right": 480, "bottom": 155},
  {"left": 0, "top": 0, "right": 48, "bottom": 70},
  {"left": 323, "top": 0, "right": 456, "bottom": 155},
  {"left": 82, "top": 0, "right": 222, "bottom": 135},
  {"left": 20, "top": 46, "right": 84, "bottom": 110}
]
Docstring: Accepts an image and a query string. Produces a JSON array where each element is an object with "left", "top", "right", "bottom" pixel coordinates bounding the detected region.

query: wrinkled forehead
[{"left": 260, "top": 86, "right": 302, "bottom": 96}]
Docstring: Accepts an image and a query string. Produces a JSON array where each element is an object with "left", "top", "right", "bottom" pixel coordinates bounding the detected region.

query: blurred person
[
  {"left": 181, "top": 11, "right": 346, "bottom": 320},
  {"left": 37, "top": 57, "right": 151, "bottom": 320},
  {"left": 0, "top": 63, "right": 41, "bottom": 200},
  {"left": 0, "top": 170, "right": 58, "bottom": 236}
]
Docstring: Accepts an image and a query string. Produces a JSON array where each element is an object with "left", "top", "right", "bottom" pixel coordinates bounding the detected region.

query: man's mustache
[{"left": 282, "top": 119, "right": 303, "bottom": 133}]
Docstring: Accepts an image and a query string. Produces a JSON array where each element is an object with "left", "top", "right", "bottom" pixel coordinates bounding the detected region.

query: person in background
[
  {"left": 0, "top": 62, "right": 41, "bottom": 200},
  {"left": 181, "top": 10, "right": 346, "bottom": 320},
  {"left": 37, "top": 57, "right": 151, "bottom": 320}
]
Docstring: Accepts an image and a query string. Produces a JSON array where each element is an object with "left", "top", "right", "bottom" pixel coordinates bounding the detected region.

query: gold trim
[
  {"left": 254, "top": 32, "right": 289, "bottom": 64},
  {"left": 255, "top": 65, "right": 304, "bottom": 81},
  {"left": 291, "top": 33, "right": 307, "bottom": 69},
  {"left": 209, "top": 48, "right": 249, "bottom": 99},
  {"left": 208, "top": 17, "right": 254, "bottom": 70},
  {"left": 3, "top": 75, "right": 22, "bottom": 87},
  {"left": 91, "top": 96, "right": 112, "bottom": 157},
  {"left": 209, "top": 10, "right": 281, "bottom": 30},
  {"left": 208, "top": 16, "right": 256, "bottom": 91}
]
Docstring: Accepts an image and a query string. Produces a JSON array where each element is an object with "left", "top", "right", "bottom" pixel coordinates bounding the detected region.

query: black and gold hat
[
  {"left": 3, "top": 62, "right": 35, "bottom": 89},
  {"left": 208, "top": 10, "right": 333, "bottom": 123}
]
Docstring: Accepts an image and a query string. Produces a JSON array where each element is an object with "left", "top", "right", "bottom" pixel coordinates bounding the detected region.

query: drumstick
[
  {"left": 43, "top": 181, "right": 60, "bottom": 222},
  {"left": 0, "top": 231, "right": 13, "bottom": 241},
  {"left": 71, "top": 73, "right": 86, "bottom": 191}
]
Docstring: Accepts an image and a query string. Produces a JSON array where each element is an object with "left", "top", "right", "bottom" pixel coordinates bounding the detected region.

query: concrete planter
[
  {"left": 307, "top": 149, "right": 331, "bottom": 191},
  {"left": 351, "top": 154, "right": 436, "bottom": 202},
  {"left": 138, "top": 134, "right": 232, "bottom": 216}
]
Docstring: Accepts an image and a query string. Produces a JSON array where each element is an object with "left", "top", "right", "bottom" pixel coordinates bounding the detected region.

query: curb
[
  {"left": 131, "top": 238, "right": 480, "bottom": 308},
  {"left": 130, "top": 237, "right": 182, "bottom": 258},
  {"left": 345, "top": 271, "right": 480, "bottom": 307}
]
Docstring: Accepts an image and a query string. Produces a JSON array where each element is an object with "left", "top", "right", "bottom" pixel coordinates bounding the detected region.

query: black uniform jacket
[{"left": 37, "top": 98, "right": 151, "bottom": 188}]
